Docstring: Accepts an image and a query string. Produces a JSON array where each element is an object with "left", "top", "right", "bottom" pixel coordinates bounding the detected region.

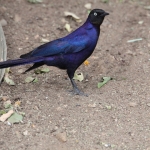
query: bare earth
[{"left": 0, "top": 0, "right": 150, "bottom": 149}]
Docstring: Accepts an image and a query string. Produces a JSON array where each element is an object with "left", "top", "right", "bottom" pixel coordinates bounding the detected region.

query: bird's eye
[{"left": 94, "top": 12, "right": 97, "bottom": 16}]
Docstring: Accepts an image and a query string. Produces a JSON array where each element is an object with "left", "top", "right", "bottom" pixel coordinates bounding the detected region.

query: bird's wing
[{"left": 20, "top": 37, "right": 88, "bottom": 58}]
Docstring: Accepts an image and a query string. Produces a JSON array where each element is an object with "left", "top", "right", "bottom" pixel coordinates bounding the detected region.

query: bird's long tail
[{"left": 0, "top": 56, "right": 44, "bottom": 69}]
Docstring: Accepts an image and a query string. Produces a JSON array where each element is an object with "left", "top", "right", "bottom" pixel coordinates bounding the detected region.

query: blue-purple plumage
[{"left": 0, "top": 9, "right": 109, "bottom": 95}]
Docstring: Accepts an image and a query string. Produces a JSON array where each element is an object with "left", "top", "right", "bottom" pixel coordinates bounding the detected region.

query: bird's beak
[{"left": 102, "top": 12, "right": 109, "bottom": 16}]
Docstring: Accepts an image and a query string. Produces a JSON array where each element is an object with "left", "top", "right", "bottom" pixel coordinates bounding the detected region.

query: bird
[{"left": 0, "top": 9, "right": 109, "bottom": 95}]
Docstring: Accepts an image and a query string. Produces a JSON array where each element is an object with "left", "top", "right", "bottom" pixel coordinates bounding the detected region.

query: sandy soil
[{"left": 0, "top": 0, "right": 150, "bottom": 149}]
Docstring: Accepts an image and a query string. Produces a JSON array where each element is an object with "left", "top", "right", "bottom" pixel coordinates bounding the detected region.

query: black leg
[
  {"left": 67, "top": 69, "right": 87, "bottom": 96},
  {"left": 70, "top": 78, "right": 82, "bottom": 95}
]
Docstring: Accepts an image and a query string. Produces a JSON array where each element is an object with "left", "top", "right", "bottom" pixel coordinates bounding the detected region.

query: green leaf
[
  {"left": 105, "top": 105, "right": 112, "bottom": 110},
  {"left": 98, "top": 77, "right": 111, "bottom": 88},
  {"left": 34, "top": 67, "right": 50, "bottom": 74},
  {"left": 19, "top": 112, "right": 26, "bottom": 116},
  {"left": 34, "top": 69, "right": 41, "bottom": 74},
  {"left": 7, "top": 112, "right": 23, "bottom": 124},
  {"left": 33, "top": 77, "right": 38, "bottom": 83},
  {"left": 4, "top": 100, "right": 12, "bottom": 109},
  {"left": 127, "top": 38, "right": 143, "bottom": 43},
  {"left": 0, "top": 110, "right": 7, "bottom": 115},
  {"left": 40, "top": 68, "right": 50, "bottom": 73},
  {"left": 88, "top": 10, "right": 91, "bottom": 14},
  {"left": 144, "top": 6, "right": 150, "bottom": 10},
  {"left": 73, "top": 72, "right": 84, "bottom": 82},
  {"left": 27, "top": 0, "right": 42, "bottom": 3},
  {"left": 4, "top": 68, "right": 15, "bottom": 86},
  {"left": 5, "top": 68, "right": 10, "bottom": 74},
  {"left": 4, "top": 76, "right": 15, "bottom": 85},
  {"left": 101, "top": 0, "right": 109, "bottom": 3},
  {"left": 25, "top": 76, "right": 34, "bottom": 83}
]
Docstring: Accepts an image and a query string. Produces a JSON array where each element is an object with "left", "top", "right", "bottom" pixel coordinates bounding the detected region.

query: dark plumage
[{"left": 0, "top": 9, "right": 109, "bottom": 95}]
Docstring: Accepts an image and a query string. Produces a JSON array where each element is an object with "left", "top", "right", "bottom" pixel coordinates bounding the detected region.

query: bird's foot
[{"left": 69, "top": 88, "right": 88, "bottom": 97}]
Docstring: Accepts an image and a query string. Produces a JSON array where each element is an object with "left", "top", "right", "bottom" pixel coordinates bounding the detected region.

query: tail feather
[
  {"left": 0, "top": 56, "right": 44, "bottom": 69},
  {"left": 24, "top": 62, "right": 44, "bottom": 73}
]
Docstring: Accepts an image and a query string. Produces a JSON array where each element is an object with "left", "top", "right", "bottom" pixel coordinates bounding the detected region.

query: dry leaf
[
  {"left": 64, "top": 11, "right": 82, "bottom": 22},
  {"left": 73, "top": 72, "right": 84, "bottom": 82},
  {"left": 15, "top": 101, "right": 21, "bottom": 107},
  {"left": 84, "top": 60, "right": 89, "bottom": 66},
  {"left": 41, "top": 38, "right": 49, "bottom": 43},
  {"left": 64, "top": 23, "right": 72, "bottom": 32},
  {"left": 0, "top": 110, "right": 14, "bottom": 122}
]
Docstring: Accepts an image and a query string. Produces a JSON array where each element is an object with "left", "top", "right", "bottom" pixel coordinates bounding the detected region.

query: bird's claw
[{"left": 69, "top": 88, "right": 88, "bottom": 97}]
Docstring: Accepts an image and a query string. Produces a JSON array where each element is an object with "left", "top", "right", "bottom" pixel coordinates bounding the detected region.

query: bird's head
[{"left": 88, "top": 9, "right": 109, "bottom": 25}]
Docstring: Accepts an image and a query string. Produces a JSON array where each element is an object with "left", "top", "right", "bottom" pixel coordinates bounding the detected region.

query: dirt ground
[{"left": 0, "top": 0, "right": 150, "bottom": 149}]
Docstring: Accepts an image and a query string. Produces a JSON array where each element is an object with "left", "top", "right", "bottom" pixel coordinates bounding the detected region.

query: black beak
[
  {"left": 105, "top": 12, "right": 109, "bottom": 15},
  {"left": 102, "top": 12, "right": 109, "bottom": 16}
]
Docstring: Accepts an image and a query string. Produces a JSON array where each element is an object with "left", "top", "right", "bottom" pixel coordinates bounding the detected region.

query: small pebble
[
  {"left": 129, "top": 102, "right": 137, "bottom": 107},
  {"left": 34, "top": 34, "right": 39, "bottom": 39},
  {"left": 14, "top": 14, "right": 21, "bottom": 23},
  {"left": 55, "top": 132, "right": 67, "bottom": 142},
  {"left": 138, "top": 21, "right": 143, "bottom": 25},
  {"left": 23, "top": 130, "right": 28, "bottom": 136},
  {"left": 7, "top": 121, "right": 11, "bottom": 126},
  {"left": 88, "top": 103, "right": 96, "bottom": 108},
  {"left": 84, "top": 3, "right": 92, "bottom": 9},
  {"left": 56, "top": 107, "right": 62, "bottom": 111}
]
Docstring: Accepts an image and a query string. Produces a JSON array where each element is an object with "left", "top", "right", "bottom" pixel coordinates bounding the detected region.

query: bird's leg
[
  {"left": 70, "top": 78, "right": 81, "bottom": 94},
  {"left": 67, "top": 69, "right": 87, "bottom": 96},
  {"left": 70, "top": 78, "right": 87, "bottom": 96}
]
